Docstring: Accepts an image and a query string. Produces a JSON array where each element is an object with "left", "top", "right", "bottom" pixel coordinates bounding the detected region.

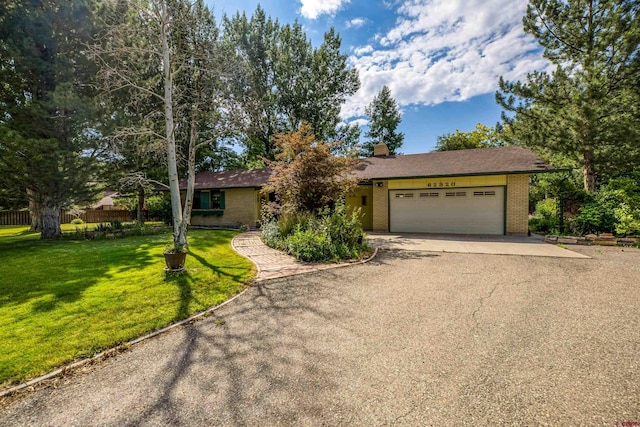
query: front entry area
[{"left": 389, "top": 186, "right": 505, "bottom": 234}]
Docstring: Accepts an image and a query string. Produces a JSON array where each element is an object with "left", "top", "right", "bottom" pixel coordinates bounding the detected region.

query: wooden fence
[{"left": 0, "top": 210, "right": 133, "bottom": 226}]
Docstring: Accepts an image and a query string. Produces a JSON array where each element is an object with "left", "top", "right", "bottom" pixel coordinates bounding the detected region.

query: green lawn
[
  {"left": 0, "top": 222, "right": 165, "bottom": 244},
  {"left": 0, "top": 227, "right": 254, "bottom": 386}
]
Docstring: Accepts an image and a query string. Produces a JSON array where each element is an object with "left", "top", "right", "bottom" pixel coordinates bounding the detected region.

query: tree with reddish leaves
[{"left": 263, "top": 122, "right": 358, "bottom": 215}]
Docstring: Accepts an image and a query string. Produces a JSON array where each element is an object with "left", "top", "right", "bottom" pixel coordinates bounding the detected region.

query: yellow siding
[
  {"left": 190, "top": 188, "right": 260, "bottom": 227},
  {"left": 346, "top": 186, "right": 374, "bottom": 229},
  {"left": 506, "top": 174, "right": 529, "bottom": 235},
  {"left": 388, "top": 175, "right": 506, "bottom": 190}
]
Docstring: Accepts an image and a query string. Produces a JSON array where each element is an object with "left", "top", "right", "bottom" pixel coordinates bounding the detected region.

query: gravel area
[{"left": 1, "top": 245, "right": 639, "bottom": 426}]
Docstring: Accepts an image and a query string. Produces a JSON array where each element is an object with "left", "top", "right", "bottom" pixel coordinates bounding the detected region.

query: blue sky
[{"left": 207, "top": 0, "right": 550, "bottom": 154}]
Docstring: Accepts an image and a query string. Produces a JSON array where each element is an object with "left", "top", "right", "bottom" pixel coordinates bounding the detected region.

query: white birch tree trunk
[{"left": 159, "top": 2, "right": 187, "bottom": 251}]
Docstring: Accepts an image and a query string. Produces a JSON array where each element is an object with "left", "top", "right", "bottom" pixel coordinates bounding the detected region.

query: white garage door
[{"left": 389, "top": 187, "right": 504, "bottom": 234}]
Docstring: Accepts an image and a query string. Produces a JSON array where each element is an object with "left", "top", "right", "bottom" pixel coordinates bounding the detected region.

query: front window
[{"left": 193, "top": 190, "right": 224, "bottom": 209}]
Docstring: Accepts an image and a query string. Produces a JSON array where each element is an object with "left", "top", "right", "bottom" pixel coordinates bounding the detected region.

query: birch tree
[{"left": 94, "top": 0, "right": 241, "bottom": 250}]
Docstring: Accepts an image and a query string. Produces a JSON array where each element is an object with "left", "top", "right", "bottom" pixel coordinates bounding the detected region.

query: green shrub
[
  {"left": 277, "top": 210, "right": 315, "bottom": 238},
  {"left": 94, "top": 222, "right": 111, "bottom": 232},
  {"left": 261, "top": 221, "right": 282, "bottom": 248},
  {"left": 70, "top": 218, "right": 84, "bottom": 225},
  {"left": 73, "top": 225, "right": 89, "bottom": 239},
  {"left": 262, "top": 201, "right": 366, "bottom": 262},
  {"left": 285, "top": 227, "right": 333, "bottom": 262},
  {"left": 146, "top": 194, "right": 173, "bottom": 224},
  {"left": 109, "top": 219, "right": 123, "bottom": 229},
  {"left": 614, "top": 203, "right": 640, "bottom": 236},
  {"left": 528, "top": 198, "right": 559, "bottom": 234},
  {"left": 574, "top": 179, "right": 640, "bottom": 235}
]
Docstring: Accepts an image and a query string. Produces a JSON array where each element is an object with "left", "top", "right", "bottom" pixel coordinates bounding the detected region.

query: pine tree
[
  {"left": 497, "top": 0, "right": 640, "bottom": 192},
  {"left": 362, "top": 86, "right": 404, "bottom": 156},
  {"left": 0, "top": 0, "right": 105, "bottom": 238}
]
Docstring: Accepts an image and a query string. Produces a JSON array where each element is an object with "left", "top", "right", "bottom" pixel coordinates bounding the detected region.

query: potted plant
[{"left": 163, "top": 243, "right": 187, "bottom": 271}]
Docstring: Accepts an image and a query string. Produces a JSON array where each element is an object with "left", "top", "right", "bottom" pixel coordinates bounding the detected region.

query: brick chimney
[{"left": 373, "top": 143, "right": 390, "bottom": 157}]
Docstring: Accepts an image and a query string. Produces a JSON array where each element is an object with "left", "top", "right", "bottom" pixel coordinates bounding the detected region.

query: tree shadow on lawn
[
  {"left": 187, "top": 250, "right": 251, "bottom": 283},
  {"left": 0, "top": 237, "right": 161, "bottom": 313},
  {"left": 162, "top": 250, "right": 252, "bottom": 320}
]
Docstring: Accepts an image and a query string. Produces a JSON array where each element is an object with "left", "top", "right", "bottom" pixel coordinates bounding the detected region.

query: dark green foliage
[
  {"left": 361, "top": 86, "right": 404, "bottom": 156},
  {"left": 0, "top": 0, "right": 106, "bottom": 237},
  {"left": 529, "top": 198, "right": 560, "bottom": 234},
  {"left": 496, "top": 0, "right": 640, "bottom": 191},
  {"left": 261, "top": 201, "right": 366, "bottom": 262},
  {"left": 529, "top": 177, "right": 640, "bottom": 236},
  {"left": 223, "top": 6, "right": 360, "bottom": 162},
  {"left": 117, "top": 194, "right": 173, "bottom": 225},
  {"left": 574, "top": 179, "right": 640, "bottom": 235}
]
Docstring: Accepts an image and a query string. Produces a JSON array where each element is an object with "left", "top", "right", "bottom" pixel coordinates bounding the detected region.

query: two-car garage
[
  {"left": 389, "top": 186, "right": 505, "bottom": 235},
  {"left": 351, "top": 145, "right": 552, "bottom": 235}
]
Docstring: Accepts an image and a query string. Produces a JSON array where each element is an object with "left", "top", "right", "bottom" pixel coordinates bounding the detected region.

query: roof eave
[{"left": 363, "top": 168, "right": 562, "bottom": 181}]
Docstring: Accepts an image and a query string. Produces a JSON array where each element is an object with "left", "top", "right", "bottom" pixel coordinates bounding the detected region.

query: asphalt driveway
[{"left": 1, "top": 245, "right": 639, "bottom": 425}]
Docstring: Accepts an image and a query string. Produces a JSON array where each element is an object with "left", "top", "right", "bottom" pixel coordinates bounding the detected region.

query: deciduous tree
[
  {"left": 263, "top": 122, "right": 357, "bottom": 214},
  {"left": 94, "top": 0, "right": 242, "bottom": 250},
  {"left": 434, "top": 123, "right": 508, "bottom": 151},
  {"left": 223, "top": 7, "right": 360, "bottom": 162}
]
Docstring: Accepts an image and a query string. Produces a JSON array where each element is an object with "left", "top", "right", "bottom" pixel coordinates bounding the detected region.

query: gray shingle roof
[{"left": 353, "top": 146, "right": 553, "bottom": 180}]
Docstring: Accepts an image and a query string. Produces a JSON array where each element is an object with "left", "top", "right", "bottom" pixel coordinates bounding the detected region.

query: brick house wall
[
  {"left": 372, "top": 180, "right": 388, "bottom": 231},
  {"left": 506, "top": 174, "right": 529, "bottom": 235},
  {"left": 190, "top": 188, "right": 259, "bottom": 228}
]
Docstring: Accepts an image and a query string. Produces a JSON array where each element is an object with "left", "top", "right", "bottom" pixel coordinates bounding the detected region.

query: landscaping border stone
[{"left": 545, "top": 234, "right": 640, "bottom": 247}]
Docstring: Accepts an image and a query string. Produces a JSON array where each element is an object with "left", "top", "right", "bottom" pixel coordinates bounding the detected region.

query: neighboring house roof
[
  {"left": 353, "top": 146, "right": 553, "bottom": 180},
  {"left": 179, "top": 168, "right": 273, "bottom": 190},
  {"left": 92, "top": 191, "right": 120, "bottom": 209},
  {"left": 179, "top": 147, "right": 552, "bottom": 190}
]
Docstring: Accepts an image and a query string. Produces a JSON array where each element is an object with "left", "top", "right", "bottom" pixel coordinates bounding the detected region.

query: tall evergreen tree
[
  {"left": 0, "top": 0, "right": 106, "bottom": 238},
  {"left": 497, "top": 0, "right": 640, "bottom": 192},
  {"left": 361, "top": 86, "right": 404, "bottom": 156},
  {"left": 223, "top": 7, "right": 360, "bottom": 162}
]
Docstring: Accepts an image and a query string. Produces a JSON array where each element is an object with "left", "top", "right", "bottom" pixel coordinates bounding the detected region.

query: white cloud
[
  {"left": 300, "top": 0, "right": 349, "bottom": 19},
  {"left": 347, "top": 118, "right": 369, "bottom": 127},
  {"left": 346, "top": 17, "right": 368, "bottom": 28},
  {"left": 341, "top": 0, "right": 551, "bottom": 119}
]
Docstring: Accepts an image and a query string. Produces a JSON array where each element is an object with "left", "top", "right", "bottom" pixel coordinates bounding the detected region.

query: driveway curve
[{"left": 1, "top": 245, "right": 638, "bottom": 425}]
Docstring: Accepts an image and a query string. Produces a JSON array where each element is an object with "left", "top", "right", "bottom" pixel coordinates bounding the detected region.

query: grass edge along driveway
[{"left": 0, "top": 228, "right": 254, "bottom": 387}]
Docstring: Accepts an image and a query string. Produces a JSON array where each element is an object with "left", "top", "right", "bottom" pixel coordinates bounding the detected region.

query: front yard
[{"left": 0, "top": 227, "right": 254, "bottom": 386}]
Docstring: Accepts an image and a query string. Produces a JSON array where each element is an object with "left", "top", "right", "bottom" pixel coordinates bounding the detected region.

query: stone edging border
[
  {"left": 1, "top": 236, "right": 380, "bottom": 400},
  {"left": 253, "top": 246, "right": 379, "bottom": 282},
  {"left": 230, "top": 232, "right": 380, "bottom": 282},
  {"left": 0, "top": 288, "right": 249, "bottom": 399},
  {"left": 545, "top": 234, "right": 640, "bottom": 247}
]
